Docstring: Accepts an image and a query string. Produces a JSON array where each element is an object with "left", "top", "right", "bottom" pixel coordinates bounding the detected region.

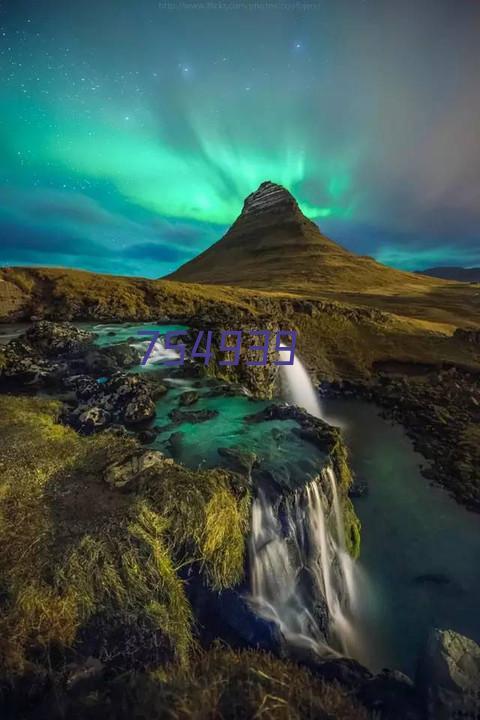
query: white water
[
  {"left": 279, "top": 351, "right": 324, "bottom": 419},
  {"left": 249, "top": 469, "right": 363, "bottom": 658},
  {"left": 247, "top": 350, "right": 368, "bottom": 662},
  {"left": 132, "top": 337, "right": 179, "bottom": 366}
]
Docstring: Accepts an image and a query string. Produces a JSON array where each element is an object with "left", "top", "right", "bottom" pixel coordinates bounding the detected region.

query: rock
[
  {"left": 349, "top": 477, "right": 369, "bottom": 498},
  {"left": 83, "top": 349, "right": 121, "bottom": 375},
  {"left": 217, "top": 447, "right": 257, "bottom": 476},
  {"left": 137, "top": 428, "right": 159, "bottom": 444},
  {"left": 63, "top": 374, "right": 99, "bottom": 400},
  {"left": 76, "top": 406, "right": 111, "bottom": 434},
  {"left": 169, "top": 408, "right": 219, "bottom": 425},
  {"left": 357, "top": 669, "right": 422, "bottom": 720},
  {"left": 417, "top": 628, "right": 480, "bottom": 719},
  {"left": 104, "top": 449, "right": 172, "bottom": 488},
  {"left": 26, "top": 321, "right": 93, "bottom": 356},
  {"left": 123, "top": 395, "right": 156, "bottom": 424},
  {"left": 307, "top": 656, "right": 373, "bottom": 690},
  {"left": 179, "top": 390, "right": 199, "bottom": 406}
]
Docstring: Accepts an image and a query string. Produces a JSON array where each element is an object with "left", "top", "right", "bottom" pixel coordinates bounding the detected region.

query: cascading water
[
  {"left": 249, "top": 468, "right": 362, "bottom": 658},
  {"left": 248, "top": 351, "right": 367, "bottom": 661},
  {"left": 279, "top": 351, "right": 324, "bottom": 419},
  {"left": 133, "top": 336, "right": 178, "bottom": 365}
]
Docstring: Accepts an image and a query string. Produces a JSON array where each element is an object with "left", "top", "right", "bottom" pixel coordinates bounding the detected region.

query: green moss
[
  {"left": 328, "top": 437, "right": 361, "bottom": 559},
  {"left": 0, "top": 395, "right": 250, "bottom": 678}
]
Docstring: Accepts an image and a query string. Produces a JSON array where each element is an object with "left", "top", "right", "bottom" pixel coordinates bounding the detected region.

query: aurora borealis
[{"left": 1, "top": 0, "right": 480, "bottom": 277}]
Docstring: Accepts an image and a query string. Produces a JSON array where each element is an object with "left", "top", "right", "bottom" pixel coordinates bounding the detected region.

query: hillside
[{"left": 168, "top": 181, "right": 480, "bottom": 328}]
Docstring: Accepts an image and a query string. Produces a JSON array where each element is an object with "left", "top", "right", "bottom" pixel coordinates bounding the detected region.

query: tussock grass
[
  {"left": 60, "top": 645, "right": 372, "bottom": 720},
  {"left": 0, "top": 396, "right": 249, "bottom": 677}
]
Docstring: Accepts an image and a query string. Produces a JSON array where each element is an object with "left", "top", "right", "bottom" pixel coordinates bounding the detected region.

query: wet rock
[
  {"left": 137, "top": 428, "right": 159, "bottom": 444},
  {"left": 169, "top": 408, "right": 219, "bottom": 425},
  {"left": 349, "top": 476, "right": 369, "bottom": 498},
  {"left": 217, "top": 447, "right": 257, "bottom": 476},
  {"left": 357, "top": 669, "right": 422, "bottom": 720},
  {"left": 179, "top": 390, "right": 199, "bottom": 406},
  {"left": 417, "top": 628, "right": 480, "bottom": 720},
  {"left": 104, "top": 449, "right": 173, "bottom": 489},
  {"left": 305, "top": 656, "right": 373, "bottom": 689},
  {"left": 123, "top": 395, "right": 156, "bottom": 424}
]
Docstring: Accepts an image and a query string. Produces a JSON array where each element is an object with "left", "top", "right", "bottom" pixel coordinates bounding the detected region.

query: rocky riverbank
[{"left": 324, "top": 364, "right": 480, "bottom": 512}]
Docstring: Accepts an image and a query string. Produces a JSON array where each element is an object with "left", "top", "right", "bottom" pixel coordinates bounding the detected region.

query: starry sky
[{"left": 1, "top": 0, "right": 480, "bottom": 278}]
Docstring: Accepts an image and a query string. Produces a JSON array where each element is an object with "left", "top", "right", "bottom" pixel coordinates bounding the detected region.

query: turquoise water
[
  {"left": 84, "top": 322, "right": 327, "bottom": 486},
  {"left": 323, "top": 397, "right": 480, "bottom": 676}
]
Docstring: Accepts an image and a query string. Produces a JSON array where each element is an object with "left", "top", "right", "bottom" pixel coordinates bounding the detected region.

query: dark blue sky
[{"left": 1, "top": 0, "right": 479, "bottom": 277}]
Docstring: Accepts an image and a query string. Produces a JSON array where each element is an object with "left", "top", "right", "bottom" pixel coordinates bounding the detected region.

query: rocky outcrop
[
  {"left": 66, "top": 372, "right": 161, "bottom": 433},
  {"left": 26, "top": 321, "right": 94, "bottom": 356},
  {"left": 417, "top": 629, "right": 480, "bottom": 719}
]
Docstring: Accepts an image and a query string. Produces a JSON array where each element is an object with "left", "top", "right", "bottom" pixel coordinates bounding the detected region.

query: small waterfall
[
  {"left": 279, "top": 351, "right": 324, "bottom": 419},
  {"left": 248, "top": 468, "right": 362, "bottom": 658},
  {"left": 247, "top": 349, "right": 369, "bottom": 661},
  {"left": 133, "top": 337, "right": 179, "bottom": 365}
]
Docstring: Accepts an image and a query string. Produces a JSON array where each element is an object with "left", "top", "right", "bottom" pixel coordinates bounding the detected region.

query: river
[{"left": 323, "top": 397, "right": 480, "bottom": 676}]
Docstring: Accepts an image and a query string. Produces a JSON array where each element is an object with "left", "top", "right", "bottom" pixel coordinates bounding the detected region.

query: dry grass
[
  {"left": 61, "top": 645, "right": 372, "bottom": 720},
  {"left": 0, "top": 396, "right": 250, "bottom": 677}
]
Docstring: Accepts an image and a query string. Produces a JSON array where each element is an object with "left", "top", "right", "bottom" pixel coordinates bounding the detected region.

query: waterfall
[
  {"left": 133, "top": 337, "right": 179, "bottom": 365},
  {"left": 248, "top": 468, "right": 362, "bottom": 658},
  {"left": 279, "top": 351, "right": 324, "bottom": 419},
  {"left": 247, "top": 349, "right": 367, "bottom": 661}
]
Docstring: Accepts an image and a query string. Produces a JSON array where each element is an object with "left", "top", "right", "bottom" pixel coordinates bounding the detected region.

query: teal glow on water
[
  {"left": 323, "top": 397, "right": 480, "bottom": 676},
  {"left": 85, "top": 322, "right": 326, "bottom": 486},
  {"left": 80, "top": 321, "right": 188, "bottom": 347}
]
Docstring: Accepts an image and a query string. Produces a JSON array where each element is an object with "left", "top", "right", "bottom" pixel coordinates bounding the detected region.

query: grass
[
  {"left": 0, "top": 395, "right": 250, "bottom": 677},
  {"left": 53, "top": 644, "right": 372, "bottom": 720}
]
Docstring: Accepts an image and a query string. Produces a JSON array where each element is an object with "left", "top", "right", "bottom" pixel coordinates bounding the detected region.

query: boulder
[
  {"left": 357, "top": 669, "right": 422, "bottom": 720},
  {"left": 76, "top": 406, "right": 111, "bottom": 434},
  {"left": 417, "top": 628, "right": 480, "bottom": 719},
  {"left": 123, "top": 395, "right": 156, "bottom": 424},
  {"left": 179, "top": 390, "right": 199, "bottom": 406}
]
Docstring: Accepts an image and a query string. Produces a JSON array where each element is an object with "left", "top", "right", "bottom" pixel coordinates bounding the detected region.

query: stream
[{"left": 323, "top": 397, "right": 480, "bottom": 676}]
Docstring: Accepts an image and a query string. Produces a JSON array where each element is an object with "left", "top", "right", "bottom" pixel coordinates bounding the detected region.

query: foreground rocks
[{"left": 417, "top": 629, "right": 480, "bottom": 719}]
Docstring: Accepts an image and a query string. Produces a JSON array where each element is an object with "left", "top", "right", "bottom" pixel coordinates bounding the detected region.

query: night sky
[{"left": 1, "top": 0, "right": 480, "bottom": 278}]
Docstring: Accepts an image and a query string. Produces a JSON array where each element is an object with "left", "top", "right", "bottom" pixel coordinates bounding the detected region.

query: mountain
[
  {"left": 416, "top": 266, "right": 480, "bottom": 282},
  {"left": 167, "top": 181, "right": 437, "bottom": 294}
]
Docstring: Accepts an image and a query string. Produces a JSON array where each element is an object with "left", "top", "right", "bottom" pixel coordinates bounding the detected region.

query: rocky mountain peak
[{"left": 241, "top": 180, "right": 299, "bottom": 216}]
